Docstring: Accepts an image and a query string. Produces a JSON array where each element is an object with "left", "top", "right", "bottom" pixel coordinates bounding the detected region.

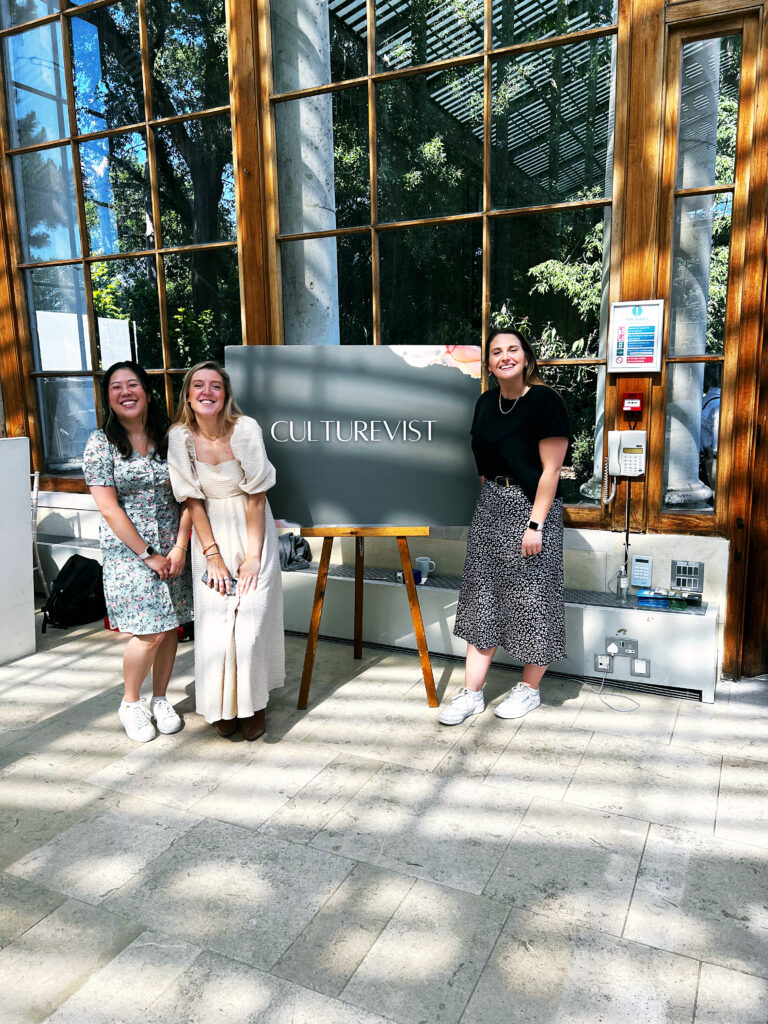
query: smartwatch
[
  {"left": 528, "top": 521, "right": 542, "bottom": 532},
  {"left": 138, "top": 545, "right": 156, "bottom": 560}
]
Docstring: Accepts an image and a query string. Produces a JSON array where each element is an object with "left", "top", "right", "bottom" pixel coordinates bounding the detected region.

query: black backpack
[{"left": 42, "top": 554, "right": 107, "bottom": 633}]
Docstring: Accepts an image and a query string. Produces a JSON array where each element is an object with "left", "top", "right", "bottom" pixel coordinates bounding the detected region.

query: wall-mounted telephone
[{"left": 603, "top": 430, "right": 647, "bottom": 505}]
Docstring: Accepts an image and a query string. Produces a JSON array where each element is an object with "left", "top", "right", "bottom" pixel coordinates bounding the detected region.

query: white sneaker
[
  {"left": 495, "top": 683, "right": 541, "bottom": 720},
  {"left": 119, "top": 700, "right": 156, "bottom": 742},
  {"left": 150, "top": 696, "right": 182, "bottom": 735},
  {"left": 438, "top": 687, "right": 485, "bottom": 725}
]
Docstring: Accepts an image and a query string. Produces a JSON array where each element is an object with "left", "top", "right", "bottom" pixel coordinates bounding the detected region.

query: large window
[
  {"left": 0, "top": 0, "right": 239, "bottom": 473},
  {"left": 267, "top": 0, "right": 618, "bottom": 507}
]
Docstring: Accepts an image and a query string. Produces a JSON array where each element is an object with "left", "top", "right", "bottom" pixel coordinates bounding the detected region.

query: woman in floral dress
[{"left": 84, "top": 362, "right": 194, "bottom": 742}]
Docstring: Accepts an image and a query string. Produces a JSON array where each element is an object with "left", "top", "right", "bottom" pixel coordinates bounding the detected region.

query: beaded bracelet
[{"left": 173, "top": 544, "right": 188, "bottom": 552}]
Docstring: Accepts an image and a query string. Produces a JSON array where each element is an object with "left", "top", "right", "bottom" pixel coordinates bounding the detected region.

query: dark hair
[
  {"left": 485, "top": 328, "right": 545, "bottom": 387},
  {"left": 100, "top": 361, "right": 169, "bottom": 460}
]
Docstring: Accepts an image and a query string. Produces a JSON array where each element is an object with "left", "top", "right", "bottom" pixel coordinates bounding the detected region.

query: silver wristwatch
[{"left": 138, "top": 545, "right": 156, "bottom": 560}]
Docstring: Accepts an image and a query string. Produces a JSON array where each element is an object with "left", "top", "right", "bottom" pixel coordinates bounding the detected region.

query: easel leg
[
  {"left": 297, "top": 537, "right": 334, "bottom": 710},
  {"left": 396, "top": 537, "right": 438, "bottom": 708},
  {"left": 354, "top": 536, "right": 364, "bottom": 659}
]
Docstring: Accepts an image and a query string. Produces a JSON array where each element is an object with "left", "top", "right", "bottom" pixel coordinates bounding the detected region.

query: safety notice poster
[{"left": 608, "top": 300, "right": 664, "bottom": 373}]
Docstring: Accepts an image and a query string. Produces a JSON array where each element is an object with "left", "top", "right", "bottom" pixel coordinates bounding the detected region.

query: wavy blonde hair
[{"left": 173, "top": 361, "right": 243, "bottom": 435}]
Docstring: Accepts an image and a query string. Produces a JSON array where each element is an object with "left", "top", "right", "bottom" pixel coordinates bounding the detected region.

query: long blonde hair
[{"left": 173, "top": 361, "right": 243, "bottom": 435}]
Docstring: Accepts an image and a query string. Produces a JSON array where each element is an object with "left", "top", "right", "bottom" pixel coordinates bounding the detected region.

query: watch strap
[{"left": 528, "top": 520, "right": 542, "bottom": 532}]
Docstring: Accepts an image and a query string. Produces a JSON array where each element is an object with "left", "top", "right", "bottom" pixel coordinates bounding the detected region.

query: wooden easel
[{"left": 296, "top": 526, "right": 438, "bottom": 710}]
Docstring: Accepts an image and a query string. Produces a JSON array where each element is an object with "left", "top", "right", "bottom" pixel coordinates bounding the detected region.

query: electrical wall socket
[
  {"left": 604, "top": 637, "right": 639, "bottom": 657},
  {"left": 594, "top": 653, "right": 614, "bottom": 673}
]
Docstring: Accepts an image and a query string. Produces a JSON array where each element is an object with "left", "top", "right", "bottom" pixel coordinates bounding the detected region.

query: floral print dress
[{"left": 83, "top": 429, "right": 194, "bottom": 635}]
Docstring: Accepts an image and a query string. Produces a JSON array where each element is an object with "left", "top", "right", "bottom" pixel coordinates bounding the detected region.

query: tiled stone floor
[{"left": 1, "top": 614, "right": 767, "bottom": 1023}]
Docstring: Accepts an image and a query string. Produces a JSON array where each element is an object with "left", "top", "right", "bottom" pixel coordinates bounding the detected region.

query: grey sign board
[{"left": 226, "top": 346, "right": 482, "bottom": 527}]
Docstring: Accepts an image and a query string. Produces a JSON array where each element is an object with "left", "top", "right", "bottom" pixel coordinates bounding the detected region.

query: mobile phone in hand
[{"left": 201, "top": 570, "right": 239, "bottom": 589}]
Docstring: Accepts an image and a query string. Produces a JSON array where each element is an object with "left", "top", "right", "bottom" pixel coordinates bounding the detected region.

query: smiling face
[
  {"left": 488, "top": 333, "right": 528, "bottom": 388},
  {"left": 188, "top": 368, "right": 226, "bottom": 420},
  {"left": 106, "top": 368, "right": 148, "bottom": 425}
]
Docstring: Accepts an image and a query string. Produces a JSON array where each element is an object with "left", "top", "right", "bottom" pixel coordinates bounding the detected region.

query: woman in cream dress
[{"left": 167, "top": 361, "right": 284, "bottom": 740}]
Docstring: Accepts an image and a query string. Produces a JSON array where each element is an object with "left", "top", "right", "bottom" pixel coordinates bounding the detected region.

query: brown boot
[
  {"left": 241, "top": 708, "right": 265, "bottom": 741},
  {"left": 213, "top": 719, "right": 238, "bottom": 737}
]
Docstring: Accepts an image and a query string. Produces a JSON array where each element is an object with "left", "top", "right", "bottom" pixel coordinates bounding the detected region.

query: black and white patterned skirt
[{"left": 453, "top": 480, "right": 566, "bottom": 665}]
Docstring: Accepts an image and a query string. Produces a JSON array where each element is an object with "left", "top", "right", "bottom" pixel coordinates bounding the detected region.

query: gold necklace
[
  {"left": 498, "top": 389, "right": 525, "bottom": 415},
  {"left": 197, "top": 425, "right": 221, "bottom": 442}
]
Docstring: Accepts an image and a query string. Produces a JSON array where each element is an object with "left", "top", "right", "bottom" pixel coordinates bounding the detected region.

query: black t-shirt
[{"left": 470, "top": 385, "right": 571, "bottom": 502}]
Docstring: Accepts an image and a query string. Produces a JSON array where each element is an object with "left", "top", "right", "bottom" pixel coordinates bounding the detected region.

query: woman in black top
[{"left": 440, "top": 330, "right": 571, "bottom": 725}]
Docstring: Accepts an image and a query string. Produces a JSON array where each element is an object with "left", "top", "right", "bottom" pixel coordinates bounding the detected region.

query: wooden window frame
[
  {"left": 647, "top": 11, "right": 764, "bottom": 538},
  {"left": 0, "top": 0, "right": 259, "bottom": 491},
  {"left": 255, "top": 0, "right": 628, "bottom": 528}
]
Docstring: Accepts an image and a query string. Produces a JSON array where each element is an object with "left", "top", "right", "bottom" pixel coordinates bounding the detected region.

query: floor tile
[
  {"left": 0, "top": 774, "right": 116, "bottom": 871},
  {"left": 571, "top": 688, "right": 681, "bottom": 743},
  {"left": 694, "top": 962, "right": 768, "bottom": 1024},
  {"left": 7, "top": 799, "right": 201, "bottom": 904},
  {"left": 273, "top": 861, "right": 415, "bottom": 997},
  {"left": 461, "top": 907, "right": 699, "bottom": 1024},
  {"left": 297, "top": 662, "right": 466, "bottom": 771},
  {"left": 432, "top": 705, "right": 520, "bottom": 782},
  {"left": 260, "top": 753, "right": 383, "bottom": 844},
  {"left": 671, "top": 700, "right": 768, "bottom": 762},
  {"left": 143, "top": 949, "right": 395, "bottom": 1024},
  {"left": 714, "top": 756, "right": 768, "bottom": 849},
  {"left": 43, "top": 930, "right": 201, "bottom": 1024},
  {"left": 311, "top": 762, "right": 525, "bottom": 894},
  {"left": 0, "top": 898, "right": 141, "bottom": 1024},
  {"left": 624, "top": 823, "right": 768, "bottom": 977},
  {"left": 341, "top": 879, "right": 508, "bottom": 1024},
  {"left": 484, "top": 798, "right": 648, "bottom": 935},
  {"left": 565, "top": 733, "right": 721, "bottom": 833},
  {"left": 484, "top": 719, "right": 592, "bottom": 802},
  {"left": 85, "top": 717, "right": 254, "bottom": 810},
  {"left": 0, "top": 872, "right": 64, "bottom": 949},
  {"left": 102, "top": 819, "right": 354, "bottom": 970},
  {"left": 188, "top": 739, "right": 337, "bottom": 830}
]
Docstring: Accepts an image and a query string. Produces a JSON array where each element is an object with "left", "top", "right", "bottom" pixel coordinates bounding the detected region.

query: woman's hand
[
  {"left": 206, "top": 553, "right": 232, "bottom": 596},
  {"left": 521, "top": 528, "right": 542, "bottom": 558},
  {"left": 146, "top": 553, "right": 172, "bottom": 579},
  {"left": 237, "top": 555, "right": 261, "bottom": 596},
  {"left": 166, "top": 545, "right": 187, "bottom": 578}
]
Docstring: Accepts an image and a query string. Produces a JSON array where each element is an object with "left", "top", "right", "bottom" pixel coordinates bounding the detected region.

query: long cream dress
[{"left": 167, "top": 417, "right": 285, "bottom": 723}]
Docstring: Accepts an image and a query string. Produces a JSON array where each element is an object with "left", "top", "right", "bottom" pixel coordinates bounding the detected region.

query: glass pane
[
  {"left": 1, "top": 0, "right": 57, "bottom": 30},
  {"left": 677, "top": 35, "right": 741, "bottom": 190},
  {"left": 375, "top": 0, "right": 483, "bottom": 72},
  {"left": 492, "top": 36, "right": 615, "bottom": 209},
  {"left": 70, "top": 1, "right": 143, "bottom": 135},
  {"left": 492, "top": 0, "right": 617, "bottom": 48},
  {"left": 164, "top": 247, "right": 241, "bottom": 366},
  {"left": 38, "top": 376, "right": 97, "bottom": 474},
  {"left": 377, "top": 64, "right": 483, "bottom": 222},
  {"left": 26, "top": 265, "right": 91, "bottom": 371},
  {"left": 155, "top": 115, "right": 235, "bottom": 247},
  {"left": 271, "top": 0, "right": 367, "bottom": 95},
  {"left": 147, "top": 0, "right": 228, "bottom": 119},
  {"left": 281, "top": 233, "right": 372, "bottom": 345},
  {"left": 3, "top": 23, "right": 68, "bottom": 147},
  {"left": 662, "top": 361, "right": 721, "bottom": 513},
  {"left": 491, "top": 205, "right": 609, "bottom": 357},
  {"left": 13, "top": 145, "right": 80, "bottom": 262},
  {"left": 380, "top": 220, "right": 482, "bottom": 344},
  {"left": 80, "top": 131, "right": 150, "bottom": 255},
  {"left": 541, "top": 362, "right": 601, "bottom": 505},
  {"left": 275, "top": 86, "right": 369, "bottom": 235},
  {"left": 668, "top": 193, "right": 731, "bottom": 357},
  {"left": 90, "top": 257, "right": 163, "bottom": 369}
]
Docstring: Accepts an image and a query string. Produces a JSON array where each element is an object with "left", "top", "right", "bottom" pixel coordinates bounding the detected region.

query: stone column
[
  {"left": 663, "top": 38, "right": 721, "bottom": 508},
  {"left": 272, "top": 1, "right": 341, "bottom": 345}
]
